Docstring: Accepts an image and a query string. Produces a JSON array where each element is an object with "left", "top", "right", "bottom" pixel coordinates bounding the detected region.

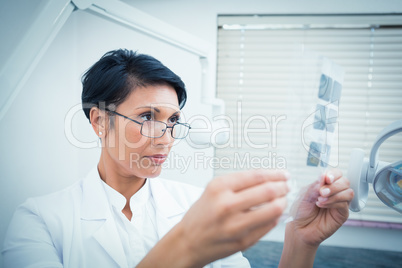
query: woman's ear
[{"left": 89, "top": 107, "right": 106, "bottom": 138}]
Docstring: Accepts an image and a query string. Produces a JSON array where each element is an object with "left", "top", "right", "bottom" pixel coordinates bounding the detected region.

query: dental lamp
[{"left": 348, "top": 119, "right": 402, "bottom": 214}]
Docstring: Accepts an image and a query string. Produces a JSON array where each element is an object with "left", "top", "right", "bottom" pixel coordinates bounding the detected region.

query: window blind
[{"left": 215, "top": 15, "right": 402, "bottom": 223}]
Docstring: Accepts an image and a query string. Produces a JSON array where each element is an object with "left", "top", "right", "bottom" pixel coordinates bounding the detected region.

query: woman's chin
[{"left": 145, "top": 166, "right": 163, "bottom": 178}]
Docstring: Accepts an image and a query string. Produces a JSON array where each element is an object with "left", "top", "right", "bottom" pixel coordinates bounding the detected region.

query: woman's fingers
[
  {"left": 202, "top": 170, "right": 289, "bottom": 241},
  {"left": 317, "top": 170, "right": 353, "bottom": 207},
  {"left": 218, "top": 169, "right": 290, "bottom": 192},
  {"left": 316, "top": 188, "right": 354, "bottom": 208},
  {"left": 324, "top": 169, "right": 343, "bottom": 184},
  {"left": 221, "top": 196, "right": 287, "bottom": 247},
  {"left": 234, "top": 180, "right": 290, "bottom": 211},
  {"left": 245, "top": 195, "right": 287, "bottom": 226},
  {"left": 173, "top": 169, "right": 295, "bottom": 266},
  {"left": 211, "top": 169, "right": 290, "bottom": 216},
  {"left": 319, "top": 175, "right": 350, "bottom": 198},
  {"left": 230, "top": 216, "right": 281, "bottom": 251}
]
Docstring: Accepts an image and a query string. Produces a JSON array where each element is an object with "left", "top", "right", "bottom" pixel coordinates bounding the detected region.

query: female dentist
[{"left": 2, "top": 49, "right": 353, "bottom": 268}]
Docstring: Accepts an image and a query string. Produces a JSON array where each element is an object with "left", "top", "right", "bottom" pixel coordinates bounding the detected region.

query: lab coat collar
[
  {"left": 148, "top": 178, "right": 188, "bottom": 239},
  {"left": 81, "top": 166, "right": 110, "bottom": 220},
  {"left": 81, "top": 167, "right": 186, "bottom": 220},
  {"left": 80, "top": 166, "right": 128, "bottom": 268},
  {"left": 80, "top": 167, "right": 188, "bottom": 265},
  {"left": 149, "top": 178, "right": 187, "bottom": 218}
]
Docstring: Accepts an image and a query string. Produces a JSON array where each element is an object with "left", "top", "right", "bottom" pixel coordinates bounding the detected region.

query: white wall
[
  {"left": 0, "top": 1, "right": 215, "bottom": 266},
  {"left": 125, "top": 0, "right": 402, "bottom": 252}
]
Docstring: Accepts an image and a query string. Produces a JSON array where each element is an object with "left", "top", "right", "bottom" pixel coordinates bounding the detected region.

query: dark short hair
[{"left": 81, "top": 49, "right": 187, "bottom": 122}]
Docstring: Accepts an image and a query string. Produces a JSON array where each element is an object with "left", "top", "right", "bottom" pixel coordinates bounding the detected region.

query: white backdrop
[{"left": 0, "top": 4, "right": 214, "bottom": 266}]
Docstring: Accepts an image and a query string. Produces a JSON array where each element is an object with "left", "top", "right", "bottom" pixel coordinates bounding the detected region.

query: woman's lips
[{"left": 144, "top": 154, "right": 167, "bottom": 165}]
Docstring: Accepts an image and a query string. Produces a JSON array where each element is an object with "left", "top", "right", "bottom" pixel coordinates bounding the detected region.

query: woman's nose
[{"left": 153, "top": 127, "right": 174, "bottom": 146}]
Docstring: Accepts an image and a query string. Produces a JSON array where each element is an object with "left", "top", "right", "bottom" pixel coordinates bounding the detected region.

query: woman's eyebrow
[
  {"left": 135, "top": 106, "right": 180, "bottom": 115},
  {"left": 171, "top": 110, "right": 181, "bottom": 116},
  {"left": 135, "top": 106, "right": 161, "bottom": 113}
]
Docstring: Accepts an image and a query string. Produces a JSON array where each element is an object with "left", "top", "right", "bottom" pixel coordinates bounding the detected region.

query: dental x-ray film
[
  {"left": 306, "top": 61, "right": 343, "bottom": 168},
  {"left": 280, "top": 47, "right": 344, "bottom": 214}
]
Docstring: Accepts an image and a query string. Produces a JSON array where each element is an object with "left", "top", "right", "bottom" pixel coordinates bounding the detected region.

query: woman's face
[{"left": 104, "top": 84, "right": 180, "bottom": 179}]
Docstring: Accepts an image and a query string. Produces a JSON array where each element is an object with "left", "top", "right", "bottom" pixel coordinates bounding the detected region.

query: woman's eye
[
  {"left": 169, "top": 116, "right": 180, "bottom": 124},
  {"left": 140, "top": 113, "right": 153, "bottom": 121}
]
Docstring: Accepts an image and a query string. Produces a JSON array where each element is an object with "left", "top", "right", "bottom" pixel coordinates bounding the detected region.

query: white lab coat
[{"left": 2, "top": 167, "right": 250, "bottom": 268}]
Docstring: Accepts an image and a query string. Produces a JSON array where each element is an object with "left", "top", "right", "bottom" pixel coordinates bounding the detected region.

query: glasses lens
[
  {"left": 172, "top": 123, "right": 189, "bottom": 139},
  {"left": 142, "top": 120, "right": 166, "bottom": 138}
]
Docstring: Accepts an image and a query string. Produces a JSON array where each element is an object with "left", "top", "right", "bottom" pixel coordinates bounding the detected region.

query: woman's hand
[
  {"left": 279, "top": 169, "right": 354, "bottom": 268},
  {"left": 138, "top": 169, "right": 290, "bottom": 268},
  {"left": 291, "top": 169, "right": 353, "bottom": 246}
]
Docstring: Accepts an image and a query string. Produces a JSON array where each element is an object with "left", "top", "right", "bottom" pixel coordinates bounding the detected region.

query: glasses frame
[{"left": 106, "top": 110, "right": 191, "bottom": 139}]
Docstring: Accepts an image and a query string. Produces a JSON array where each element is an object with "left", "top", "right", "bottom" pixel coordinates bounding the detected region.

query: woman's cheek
[{"left": 123, "top": 125, "right": 149, "bottom": 149}]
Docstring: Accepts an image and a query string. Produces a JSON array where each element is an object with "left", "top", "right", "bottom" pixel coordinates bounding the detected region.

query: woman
[{"left": 2, "top": 49, "right": 353, "bottom": 267}]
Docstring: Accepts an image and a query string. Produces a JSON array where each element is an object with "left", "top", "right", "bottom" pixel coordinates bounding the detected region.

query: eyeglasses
[{"left": 107, "top": 110, "right": 191, "bottom": 139}]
